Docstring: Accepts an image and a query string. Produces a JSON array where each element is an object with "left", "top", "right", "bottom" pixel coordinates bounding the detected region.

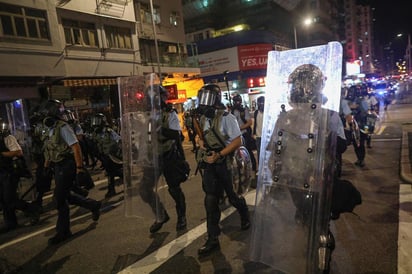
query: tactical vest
[
  {"left": 158, "top": 110, "right": 176, "bottom": 154},
  {"left": 201, "top": 110, "right": 229, "bottom": 151},
  {"left": 95, "top": 127, "right": 117, "bottom": 155},
  {"left": 0, "top": 136, "right": 12, "bottom": 171},
  {"left": 45, "top": 120, "right": 73, "bottom": 163}
]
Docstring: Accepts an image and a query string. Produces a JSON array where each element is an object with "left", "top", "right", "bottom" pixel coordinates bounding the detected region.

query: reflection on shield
[
  {"left": 119, "top": 74, "right": 167, "bottom": 222},
  {"left": 231, "top": 145, "right": 252, "bottom": 195},
  {"left": 249, "top": 42, "right": 343, "bottom": 273}
]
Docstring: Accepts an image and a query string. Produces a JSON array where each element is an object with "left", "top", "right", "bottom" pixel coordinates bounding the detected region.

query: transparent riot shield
[
  {"left": 118, "top": 74, "right": 166, "bottom": 220},
  {"left": 250, "top": 42, "right": 342, "bottom": 274},
  {"left": 5, "top": 99, "right": 35, "bottom": 200},
  {"left": 231, "top": 145, "right": 252, "bottom": 195}
]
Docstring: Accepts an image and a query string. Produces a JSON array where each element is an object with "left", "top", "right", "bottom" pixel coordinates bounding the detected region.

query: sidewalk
[{"left": 400, "top": 123, "right": 412, "bottom": 184}]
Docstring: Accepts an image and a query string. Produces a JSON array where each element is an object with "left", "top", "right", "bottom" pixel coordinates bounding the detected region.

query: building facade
[
  {"left": 0, "top": 0, "right": 201, "bottom": 117},
  {"left": 182, "top": 0, "right": 344, "bottom": 107}
]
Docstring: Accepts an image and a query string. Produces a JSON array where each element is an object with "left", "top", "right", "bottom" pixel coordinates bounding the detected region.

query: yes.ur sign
[{"left": 237, "top": 44, "right": 273, "bottom": 71}]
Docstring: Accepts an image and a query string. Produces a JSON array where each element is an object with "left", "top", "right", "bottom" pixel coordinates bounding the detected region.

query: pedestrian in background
[{"left": 253, "top": 96, "right": 265, "bottom": 166}]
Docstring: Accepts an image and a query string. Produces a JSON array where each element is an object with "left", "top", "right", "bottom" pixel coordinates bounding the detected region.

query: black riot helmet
[
  {"left": 288, "top": 64, "right": 326, "bottom": 105},
  {"left": 198, "top": 84, "right": 222, "bottom": 107},
  {"left": 41, "top": 99, "right": 65, "bottom": 127},
  {"left": 0, "top": 118, "right": 10, "bottom": 138},
  {"left": 90, "top": 113, "right": 107, "bottom": 128},
  {"left": 43, "top": 99, "right": 64, "bottom": 118},
  {"left": 232, "top": 94, "right": 242, "bottom": 104},
  {"left": 61, "top": 109, "right": 76, "bottom": 123}
]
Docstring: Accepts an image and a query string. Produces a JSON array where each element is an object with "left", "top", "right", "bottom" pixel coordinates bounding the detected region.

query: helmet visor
[{"left": 198, "top": 89, "right": 217, "bottom": 106}]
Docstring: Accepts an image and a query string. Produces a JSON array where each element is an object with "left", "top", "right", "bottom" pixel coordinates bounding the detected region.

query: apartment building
[
  {"left": 0, "top": 0, "right": 201, "bottom": 115},
  {"left": 182, "top": 0, "right": 343, "bottom": 106}
]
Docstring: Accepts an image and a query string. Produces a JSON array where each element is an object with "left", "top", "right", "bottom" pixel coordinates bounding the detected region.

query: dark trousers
[
  {"left": 353, "top": 131, "right": 367, "bottom": 162},
  {"left": 100, "top": 155, "right": 123, "bottom": 193},
  {"left": 53, "top": 158, "right": 99, "bottom": 235},
  {"left": 0, "top": 170, "right": 35, "bottom": 228},
  {"left": 202, "top": 161, "right": 249, "bottom": 237},
  {"left": 139, "top": 155, "right": 186, "bottom": 221}
]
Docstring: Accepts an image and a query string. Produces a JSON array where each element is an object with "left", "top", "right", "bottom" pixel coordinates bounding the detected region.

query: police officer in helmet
[
  {"left": 139, "top": 84, "right": 188, "bottom": 233},
  {"left": 42, "top": 99, "right": 101, "bottom": 245},
  {"left": 0, "top": 118, "right": 40, "bottom": 232},
  {"left": 196, "top": 84, "right": 250, "bottom": 256},
  {"left": 90, "top": 112, "right": 122, "bottom": 198}
]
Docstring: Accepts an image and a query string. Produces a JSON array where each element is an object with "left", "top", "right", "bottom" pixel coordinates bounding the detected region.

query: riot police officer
[
  {"left": 42, "top": 100, "right": 101, "bottom": 245},
  {"left": 231, "top": 94, "right": 257, "bottom": 172},
  {"left": 195, "top": 84, "right": 250, "bottom": 256},
  {"left": 90, "top": 113, "right": 123, "bottom": 198},
  {"left": 0, "top": 118, "right": 40, "bottom": 233},
  {"left": 139, "top": 85, "right": 189, "bottom": 233}
]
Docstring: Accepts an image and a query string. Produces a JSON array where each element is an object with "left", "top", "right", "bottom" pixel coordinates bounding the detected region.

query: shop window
[
  {"left": 62, "top": 19, "right": 98, "bottom": 47},
  {"left": 105, "top": 25, "right": 132, "bottom": 49},
  {"left": 0, "top": 2, "right": 50, "bottom": 40}
]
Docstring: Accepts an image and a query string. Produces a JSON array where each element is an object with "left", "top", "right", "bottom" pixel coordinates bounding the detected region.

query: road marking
[
  {"left": 118, "top": 190, "right": 257, "bottom": 274},
  {"left": 374, "top": 125, "right": 386, "bottom": 135}
]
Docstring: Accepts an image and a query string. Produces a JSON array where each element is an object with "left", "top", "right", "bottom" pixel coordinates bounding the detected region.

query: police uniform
[
  {"left": 92, "top": 123, "right": 122, "bottom": 197},
  {"left": 45, "top": 118, "right": 101, "bottom": 244},
  {"left": 196, "top": 84, "right": 250, "bottom": 256},
  {"left": 140, "top": 100, "right": 188, "bottom": 233},
  {"left": 0, "top": 129, "right": 40, "bottom": 232},
  {"left": 231, "top": 98, "right": 257, "bottom": 171}
]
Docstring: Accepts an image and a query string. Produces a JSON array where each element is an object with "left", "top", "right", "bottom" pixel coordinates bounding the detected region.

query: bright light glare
[{"left": 303, "top": 18, "right": 313, "bottom": 26}]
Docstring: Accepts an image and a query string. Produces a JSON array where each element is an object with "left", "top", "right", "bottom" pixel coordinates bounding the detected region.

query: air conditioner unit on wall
[{"left": 167, "top": 45, "right": 177, "bottom": 53}]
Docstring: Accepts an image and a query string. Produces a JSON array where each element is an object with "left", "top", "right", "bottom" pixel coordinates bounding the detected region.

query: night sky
[{"left": 370, "top": 0, "right": 411, "bottom": 61}]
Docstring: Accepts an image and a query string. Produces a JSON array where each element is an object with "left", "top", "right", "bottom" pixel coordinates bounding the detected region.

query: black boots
[
  {"left": 176, "top": 215, "right": 187, "bottom": 231},
  {"left": 198, "top": 236, "right": 220, "bottom": 256},
  {"left": 240, "top": 206, "right": 251, "bottom": 230},
  {"left": 150, "top": 212, "right": 170, "bottom": 233},
  {"left": 168, "top": 186, "right": 187, "bottom": 231}
]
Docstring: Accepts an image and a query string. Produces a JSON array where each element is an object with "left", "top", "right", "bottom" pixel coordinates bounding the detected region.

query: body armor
[{"left": 44, "top": 120, "right": 73, "bottom": 163}]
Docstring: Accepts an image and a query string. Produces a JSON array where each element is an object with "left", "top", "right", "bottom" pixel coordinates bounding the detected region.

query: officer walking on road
[
  {"left": 90, "top": 113, "right": 123, "bottom": 198},
  {"left": 42, "top": 100, "right": 101, "bottom": 245},
  {"left": 0, "top": 118, "right": 40, "bottom": 233},
  {"left": 140, "top": 85, "right": 189, "bottom": 233},
  {"left": 195, "top": 84, "right": 250, "bottom": 256}
]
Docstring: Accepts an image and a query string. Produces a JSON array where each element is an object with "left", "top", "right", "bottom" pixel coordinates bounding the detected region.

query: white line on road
[{"left": 118, "top": 190, "right": 257, "bottom": 274}]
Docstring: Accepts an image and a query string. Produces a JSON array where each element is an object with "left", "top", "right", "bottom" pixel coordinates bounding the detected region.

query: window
[
  {"left": 169, "top": 11, "right": 179, "bottom": 27},
  {"left": 105, "top": 25, "right": 132, "bottom": 49},
  {"left": 0, "top": 3, "right": 49, "bottom": 40},
  {"left": 62, "top": 19, "right": 97, "bottom": 47},
  {"left": 139, "top": 2, "right": 160, "bottom": 24}
]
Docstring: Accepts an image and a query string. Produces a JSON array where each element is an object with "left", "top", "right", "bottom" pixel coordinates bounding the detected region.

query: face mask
[
  {"left": 43, "top": 117, "right": 56, "bottom": 128},
  {"left": 203, "top": 107, "right": 216, "bottom": 119},
  {"left": 258, "top": 104, "right": 264, "bottom": 111}
]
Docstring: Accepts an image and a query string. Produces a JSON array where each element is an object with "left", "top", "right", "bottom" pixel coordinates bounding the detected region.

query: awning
[{"left": 63, "top": 78, "right": 117, "bottom": 87}]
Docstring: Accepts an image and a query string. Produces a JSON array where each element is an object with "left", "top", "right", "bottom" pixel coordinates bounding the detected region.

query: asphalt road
[{"left": 1, "top": 88, "right": 412, "bottom": 274}]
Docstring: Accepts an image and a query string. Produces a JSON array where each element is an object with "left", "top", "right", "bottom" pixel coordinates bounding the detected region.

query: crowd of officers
[{"left": 0, "top": 79, "right": 383, "bottom": 255}]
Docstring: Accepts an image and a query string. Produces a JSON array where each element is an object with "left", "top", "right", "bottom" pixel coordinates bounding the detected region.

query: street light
[{"left": 293, "top": 17, "right": 314, "bottom": 49}]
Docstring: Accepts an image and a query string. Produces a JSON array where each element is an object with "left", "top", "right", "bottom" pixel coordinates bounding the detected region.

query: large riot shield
[
  {"left": 118, "top": 74, "right": 166, "bottom": 220},
  {"left": 4, "top": 99, "right": 35, "bottom": 199},
  {"left": 250, "top": 42, "right": 342, "bottom": 273}
]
